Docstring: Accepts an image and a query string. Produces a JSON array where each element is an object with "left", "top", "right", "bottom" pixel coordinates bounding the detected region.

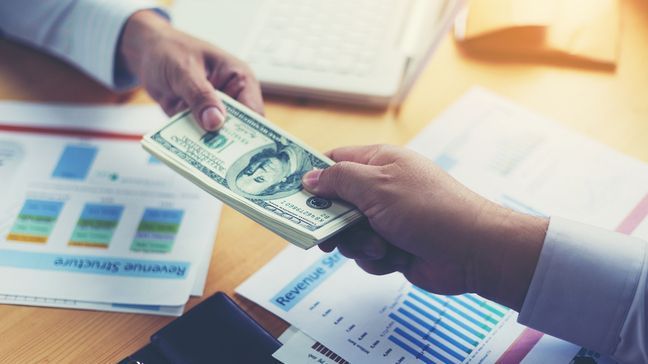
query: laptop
[{"left": 172, "top": 0, "right": 464, "bottom": 107}]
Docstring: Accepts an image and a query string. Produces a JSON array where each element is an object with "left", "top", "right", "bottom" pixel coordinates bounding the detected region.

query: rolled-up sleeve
[
  {"left": 518, "top": 217, "right": 647, "bottom": 362},
  {"left": 0, "top": 0, "right": 167, "bottom": 91}
]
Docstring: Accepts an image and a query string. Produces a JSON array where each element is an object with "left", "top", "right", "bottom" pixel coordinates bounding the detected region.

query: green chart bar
[
  {"left": 69, "top": 203, "right": 124, "bottom": 249},
  {"left": 131, "top": 208, "right": 184, "bottom": 253},
  {"left": 7, "top": 199, "right": 64, "bottom": 244}
]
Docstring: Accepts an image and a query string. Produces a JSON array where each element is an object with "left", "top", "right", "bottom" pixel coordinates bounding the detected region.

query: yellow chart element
[
  {"left": 68, "top": 241, "right": 109, "bottom": 249},
  {"left": 6, "top": 233, "right": 48, "bottom": 243}
]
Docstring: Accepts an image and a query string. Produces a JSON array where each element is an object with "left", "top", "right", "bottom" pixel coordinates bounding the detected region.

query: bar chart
[
  {"left": 68, "top": 203, "right": 124, "bottom": 248},
  {"left": 131, "top": 208, "right": 184, "bottom": 253},
  {"left": 52, "top": 145, "right": 98, "bottom": 180},
  {"left": 238, "top": 247, "right": 514, "bottom": 364},
  {"left": 388, "top": 287, "right": 508, "bottom": 364},
  {"left": 6, "top": 199, "right": 64, "bottom": 243}
]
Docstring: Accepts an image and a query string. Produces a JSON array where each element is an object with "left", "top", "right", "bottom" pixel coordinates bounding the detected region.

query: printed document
[{"left": 0, "top": 102, "right": 222, "bottom": 308}]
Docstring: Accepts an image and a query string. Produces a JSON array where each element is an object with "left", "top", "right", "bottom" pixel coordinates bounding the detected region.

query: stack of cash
[{"left": 141, "top": 92, "right": 362, "bottom": 249}]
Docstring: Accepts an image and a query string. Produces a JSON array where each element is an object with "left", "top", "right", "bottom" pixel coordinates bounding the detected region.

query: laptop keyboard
[{"left": 247, "top": 0, "right": 402, "bottom": 77}]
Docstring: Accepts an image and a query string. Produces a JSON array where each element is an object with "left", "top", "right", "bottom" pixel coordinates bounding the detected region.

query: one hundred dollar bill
[{"left": 141, "top": 92, "right": 362, "bottom": 249}]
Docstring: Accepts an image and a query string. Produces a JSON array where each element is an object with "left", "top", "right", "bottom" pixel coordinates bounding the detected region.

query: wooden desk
[{"left": 1, "top": 1, "right": 647, "bottom": 362}]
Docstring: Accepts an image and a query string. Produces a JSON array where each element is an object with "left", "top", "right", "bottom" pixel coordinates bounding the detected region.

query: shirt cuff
[
  {"left": 68, "top": 0, "right": 169, "bottom": 91},
  {"left": 518, "top": 217, "right": 646, "bottom": 354}
]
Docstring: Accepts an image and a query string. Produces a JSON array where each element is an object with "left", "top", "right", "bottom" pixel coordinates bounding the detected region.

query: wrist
[
  {"left": 119, "top": 10, "right": 171, "bottom": 78},
  {"left": 471, "top": 205, "right": 548, "bottom": 311}
]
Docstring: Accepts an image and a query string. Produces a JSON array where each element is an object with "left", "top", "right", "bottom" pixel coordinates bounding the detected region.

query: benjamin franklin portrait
[{"left": 224, "top": 139, "right": 314, "bottom": 200}]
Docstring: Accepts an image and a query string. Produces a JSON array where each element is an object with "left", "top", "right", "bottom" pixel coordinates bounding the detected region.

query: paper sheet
[
  {"left": 0, "top": 101, "right": 167, "bottom": 135},
  {"left": 0, "top": 102, "right": 222, "bottom": 307},
  {"left": 238, "top": 87, "right": 648, "bottom": 363},
  {"left": 274, "top": 326, "right": 350, "bottom": 364},
  {"left": 0, "top": 208, "right": 212, "bottom": 316},
  {"left": 0, "top": 217, "right": 210, "bottom": 316}
]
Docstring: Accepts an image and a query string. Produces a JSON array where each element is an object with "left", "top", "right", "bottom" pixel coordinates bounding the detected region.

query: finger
[
  {"left": 355, "top": 247, "right": 412, "bottom": 275},
  {"left": 165, "top": 98, "right": 188, "bottom": 116},
  {"left": 355, "top": 259, "right": 399, "bottom": 275},
  {"left": 172, "top": 100, "right": 188, "bottom": 115},
  {"left": 208, "top": 60, "right": 265, "bottom": 116},
  {"left": 159, "top": 101, "right": 176, "bottom": 117},
  {"left": 172, "top": 67, "right": 227, "bottom": 131},
  {"left": 334, "top": 224, "right": 387, "bottom": 260},
  {"left": 237, "top": 82, "right": 265, "bottom": 116},
  {"left": 159, "top": 96, "right": 181, "bottom": 116},
  {"left": 217, "top": 73, "right": 264, "bottom": 115},
  {"left": 302, "top": 162, "right": 380, "bottom": 210},
  {"left": 325, "top": 145, "right": 386, "bottom": 165},
  {"left": 222, "top": 74, "right": 246, "bottom": 100},
  {"left": 318, "top": 239, "right": 338, "bottom": 253}
]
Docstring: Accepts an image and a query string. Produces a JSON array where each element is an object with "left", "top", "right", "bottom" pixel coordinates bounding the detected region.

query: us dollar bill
[{"left": 141, "top": 92, "right": 362, "bottom": 249}]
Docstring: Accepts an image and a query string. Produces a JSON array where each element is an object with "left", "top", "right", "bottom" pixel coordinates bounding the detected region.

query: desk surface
[{"left": 1, "top": 1, "right": 647, "bottom": 362}]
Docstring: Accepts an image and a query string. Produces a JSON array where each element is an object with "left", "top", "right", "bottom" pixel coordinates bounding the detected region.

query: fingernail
[
  {"left": 302, "top": 169, "right": 322, "bottom": 189},
  {"left": 201, "top": 107, "right": 225, "bottom": 130}
]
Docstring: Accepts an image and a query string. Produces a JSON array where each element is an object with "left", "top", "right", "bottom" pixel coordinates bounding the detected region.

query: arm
[
  {"left": 0, "top": 0, "right": 160, "bottom": 90},
  {"left": 520, "top": 219, "right": 647, "bottom": 362},
  {"left": 118, "top": 10, "right": 263, "bottom": 130},
  {"left": 0, "top": 1, "right": 263, "bottom": 131},
  {"left": 301, "top": 144, "right": 547, "bottom": 310},
  {"left": 301, "top": 144, "right": 647, "bottom": 362}
]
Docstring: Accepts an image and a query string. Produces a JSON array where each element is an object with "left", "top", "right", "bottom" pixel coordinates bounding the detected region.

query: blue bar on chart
[
  {"left": 52, "top": 145, "right": 98, "bottom": 180},
  {"left": 68, "top": 203, "right": 124, "bottom": 248},
  {"left": 387, "top": 286, "right": 509, "bottom": 363},
  {"left": 130, "top": 208, "right": 184, "bottom": 253},
  {"left": 7, "top": 199, "right": 64, "bottom": 244}
]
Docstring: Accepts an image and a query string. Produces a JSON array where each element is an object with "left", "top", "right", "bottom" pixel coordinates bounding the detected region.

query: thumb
[
  {"left": 174, "top": 70, "right": 228, "bottom": 131},
  {"left": 302, "top": 161, "right": 379, "bottom": 210}
]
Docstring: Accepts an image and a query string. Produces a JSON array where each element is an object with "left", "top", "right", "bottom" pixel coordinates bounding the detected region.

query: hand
[
  {"left": 302, "top": 145, "right": 548, "bottom": 311},
  {"left": 119, "top": 11, "right": 264, "bottom": 130}
]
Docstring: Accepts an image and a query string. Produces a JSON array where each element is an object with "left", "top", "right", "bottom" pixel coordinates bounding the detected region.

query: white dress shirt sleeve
[
  {"left": 0, "top": 0, "right": 168, "bottom": 91},
  {"left": 518, "top": 217, "right": 647, "bottom": 363}
]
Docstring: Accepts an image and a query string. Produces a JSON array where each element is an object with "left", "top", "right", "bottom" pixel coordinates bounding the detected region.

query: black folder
[{"left": 120, "top": 292, "right": 281, "bottom": 364}]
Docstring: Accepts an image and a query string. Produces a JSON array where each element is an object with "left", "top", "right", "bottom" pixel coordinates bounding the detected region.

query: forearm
[
  {"left": 119, "top": 10, "right": 171, "bottom": 79},
  {"left": 0, "top": 0, "right": 165, "bottom": 90},
  {"left": 472, "top": 210, "right": 648, "bottom": 360},
  {"left": 471, "top": 205, "right": 548, "bottom": 312}
]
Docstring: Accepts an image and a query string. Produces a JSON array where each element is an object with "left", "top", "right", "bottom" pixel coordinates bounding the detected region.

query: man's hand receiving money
[{"left": 302, "top": 144, "right": 549, "bottom": 312}]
